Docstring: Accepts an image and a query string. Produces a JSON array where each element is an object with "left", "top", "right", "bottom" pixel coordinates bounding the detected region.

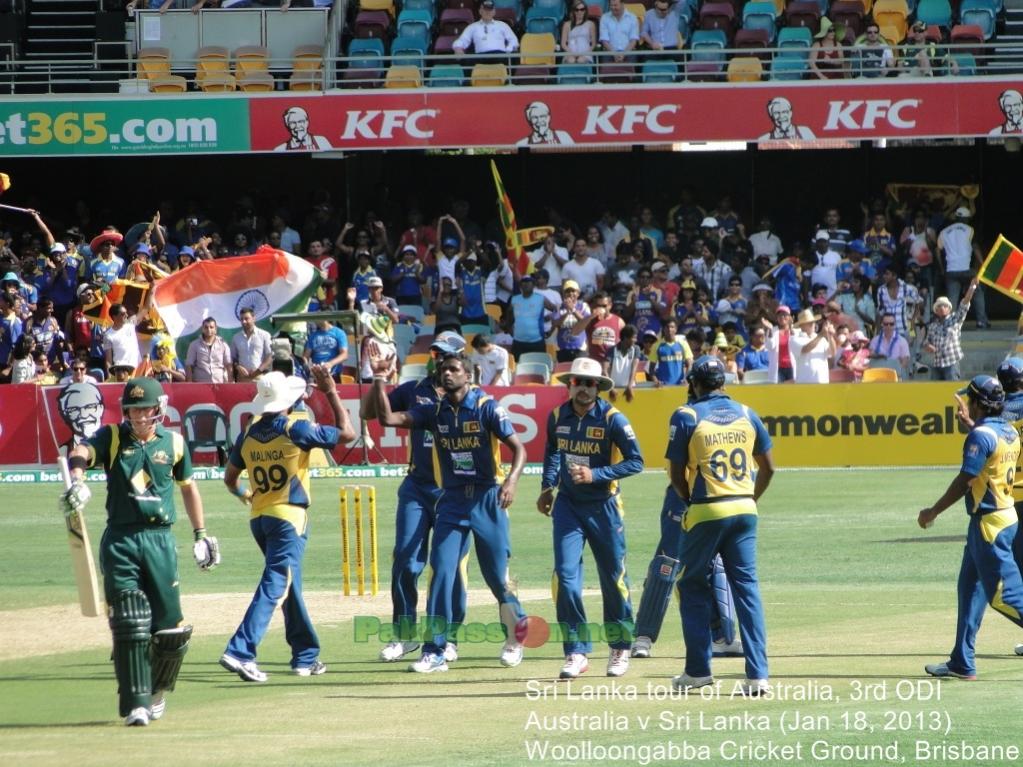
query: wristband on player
[
  {"left": 193, "top": 527, "right": 207, "bottom": 542},
  {"left": 68, "top": 455, "right": 88, "bottom": 472},
  {"left": 230, "top": 483, "right": 250, "bottom": 499}
]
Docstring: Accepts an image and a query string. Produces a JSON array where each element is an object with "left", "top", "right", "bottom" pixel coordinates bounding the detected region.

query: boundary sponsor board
[{"left": 0, "top": 79, "right": 1020, "bottom": 156}]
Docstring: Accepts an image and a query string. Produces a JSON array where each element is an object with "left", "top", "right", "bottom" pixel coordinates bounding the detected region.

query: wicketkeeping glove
[
  {"left": 192, "top": 528, "right": 221, "bottom": 571},
  {"left": 60, "top": 479, "right": 91, "bottom": 517}
]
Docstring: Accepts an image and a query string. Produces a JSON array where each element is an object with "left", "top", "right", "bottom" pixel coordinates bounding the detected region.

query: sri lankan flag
[
  {"left": 978, "top": 235, "right": 1023, "bottom": 303},
  {"left": 489, "top": 161, "right": 554, "bottom": 277},
  {"left": 83, "top": 279, "right": 150, "bottom": 326}
]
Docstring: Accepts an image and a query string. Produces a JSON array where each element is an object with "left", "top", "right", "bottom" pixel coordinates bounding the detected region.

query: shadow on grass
[
  {"left": 0, "top": 721, "right": 112, "bottom": 729},
  {"left": 878, "top": 535, "right": 965, "bottom": 544}
]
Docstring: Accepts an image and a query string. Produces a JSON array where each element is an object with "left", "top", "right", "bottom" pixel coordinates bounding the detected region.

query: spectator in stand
[
  {"left": 715, "top": 277, "right": 748, "bottom": 337},
  {"left": 305, "top": 239, "right": 338, "bottom": 310},
  {"left": 483, "top": 241, "right": 515, "bottom": 310},
  {"left": 810, "top": 230, "right": 841, "bottom": 297},
  {"left": 391, "top": 245, "right": 427, "bottom": 308},
  {"left": 59, "top": 357, "right": 99, "bottom": 385},
  {"left": 709, "top": 196, "right": 745, "bottom": 241},
  {"left": 303, "top": 314, "right": 349, "bottom": 380},
  {"left": 818, "top": 207, "right": 851, "bottom": 255},
  {"left": 269, "top": 210, "right": 302, "bottom": 254},
  {"left": 735, "top": 325, "right": 769, "bottom": 381},
  {"left": 938, "top": 207, "right": 989, "bottom": 329},
  {"left": 839, "top": 330, "right": 872, "bottom": 380},
  {"left": 624, "top": 266, "right": 666, "bottom": 337},
  {"left": 532, "top": 268, "right": 562, "bottom": 337},
  {"left": 749, "top": 216, "right": 783, "bottom": 266},
  {"left": 65, "top": 283, "right": 96, "bottom": 359},
  {"left": 350, "top": 251, "right": 379, "bottom": 306},
  {"left": 855, "top": 23, "right": 895, "bottom": 77},
  {"left": 561, "top": 238, "right": 606, "bottom": 300},
  {"left": 88, "top": 230, "right": 125, "bottom": 286},
  {"left": 692, "top": 240, "right": 732, "bottom": 301},
  {"left": 672, "top": 279, "right": 708, "bottom": 336},
  {"left": 899, "top": 21, "right": 947, "bottom": 77},
  {"left": 185, "top": 317, "right": 233, "bottom": 383},
  {"left": 599, "top": 0, "right": 640, "bottom": 62},
  {"left": 835, "top": 240, "right": 877, "bottom": 287},
  {"left": 435, "top": 217, "right": 467, "bottom": 287},
  {"left": 869, "top": 312, "right": 912, "bottom": 378},
  {"left": 8, "top": 334, "right": 35, "bottom": 384},
  {"left": 791, "top": 308, "right": 835, "bottom": 384},
  {"left": 562, "top": 2, "right": 597, "bottom": 64},
  {"left": 432, "top": 276, "right": 462, "bottom": 336},
  {"left": 174, "top": 246, "right": 197, "bottom": 271},
  {"left": 457, "top": 253, "right": 488, "bottom": 325},
  {"left": 745, "top": 282, "right": 777, "bottom": 329},
  {"left": 396, "top": 208, "right": 436, "bottom": 263},
  {"left": 151, "top": 339, "right": 186, "bottom": 384},
  {"left": 837, "top": 274, "right": 876, "bottom": 334},
  {"left": 639, "top": 207, "right": 666, "bottom": 250},
  {"left": 453, "top": 0, "right": 519, "bottom": 66},
  {"left": 584, "top": 225, "right": 612, "bottom": 267},
  {"left": 552, "top": 280, "right": 591, "bottom": 362},
  {"left": 923, "top": 280, "right": 978, "bottom": 381},
  {"left": 877, "top": 264, "right": 918, "bottom": 338},
  {"left": 649, "top": 317, "right": 692, "bottom": 386},
  {"left": 228, "top": 232, "right": 255, "bottom": 257},
  {"left": 596, "top": 207, "right": 630, "bottom": 256},
  {"left": 576, "top": 291, "right": 623, "bottom": 366},
  {"left": 863, "top": 211, "right": 897, "bottom": 267},
  {"left": 823, "top": 298, "right": 859, "bottom": 334},
  {"left": 607, "top": 324, "right": 640, "bottom": 401},
  {"left": 900, "top": 209, "right": 938, "bottom": 293},
  {"left": 529, "top": 234, "right": 568, "bottom": 289},
  {"left": 809, "top": 18, "right": 847, "bottom": 79},
  {"left": 231, "top": 307, "right": 273, "bottom": 383},
  {"left": 349, "top": 276, "right": 400, "bottom": 326},
  {"left": 640, "top": 0, "right": 683, "bottom": 57},
  {"left": 507, "top": 274, "right": 555, "bottom": 360},
  {"left": 606, "top": 243, "right": 638, "bottom": 313},
  {"left": 103, "top": 303, "right": 141, "bottom": 382},
  {"left": 24, "top": 297, "right": 63, "bottom": 364},
  {"left": 763, "top": 305, "right": 795, "bottom": 382},
  {"left": 469, "top": 333, "right": 511, "bottom": 386}
]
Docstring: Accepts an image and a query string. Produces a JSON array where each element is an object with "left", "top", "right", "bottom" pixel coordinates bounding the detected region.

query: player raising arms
[
  {"left": 918, "top": 375, "right": 1023, "bottom": 679},
  {"left": 61, "top": 377, "right": 218, "bottom": 727},
  {"left": 666, "top": 356, "right": 775, "bottom": 694}
]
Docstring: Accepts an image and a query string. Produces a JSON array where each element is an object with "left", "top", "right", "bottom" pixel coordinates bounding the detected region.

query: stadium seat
[
  {"left": 641, "top": 58, "right": 680, "bottom": 81},
  {"left": 493, "top": 0, "right": 524, "bottom": 23},
  {"left": 183, "top": 405, "right": 231, "bottom": 466},
  {"left": 513, "top": 372, "right": 548, "bottom": 386},
  {"left": 404, "top": 352, "right": 431, "bottom": 365},
  {"left": 518, "top": 352, "right": 554, "bottom": 374},
  {"left": 428, "top": 63, "right": 466, "bottom": 86},
  {"left": 626, "top": 2, "right": 646, "bottom": 24},
  {"left": 525, "top": 7, "right": 560, "bottom": 34},
  {"left": 361, "top": 0, "right": 396, "bottom": 16},
  {"left": 195, "top": 45, "right": 229, "bottom": 87},
  {"left": 289, "top": 70, "right": 322, "bottom": 90},
  {"left": 948, "top": 51, "right": 977, "bottom": 74},
  {"left": 470, "top": 62, "right": 509, "bottom": 85},
  {"left": 915, "top": 0, "right": 952, "bottom": 27},
  {"left": 136, "top": 47, "right": 171, "bottom": 80},
  {"left": 872, "top": 0, "right": 909, "bottom": 41},
  {"left": 396, "top": 9, "right": 433, "bottom": 46},
  {"left": 234, "top": 46, "right": 270, "bottom": 78},
  {"left": 950, "top": 22, "right": 985, "bottom": 52},
  {"left": 700, "top": 1, "right": 736, "bottom": 41},
  {"left": 403, "top": 0, "right": 436, "bottom": 19},
  {"left": 433, "top": 34, "right": 457, "bottom": 55},
  {"left": 741, "top": 369, "right": 771, "bottom": 384},
  {"left": 237, "top": 72, "right": 275, "bottom": 91},
  {"left": 198, "top": 73, "right": 236, "bottom": 91},
  {"left": 514, "top": 65, "right": 552, "bottom": 84},
  {"left": 553, "top": 361, "right": 575, "bottom": 373},
  {"left": 742, "top": 1, "right": 777, "bottom": 41},
  {"left": 770, "top": 53, "right": 809, "bottom": 77},
  {"left": 828, "top": 0, "right": 864, "bottom": 36},
  {"left": 400, "top": 362, "right": 429, "bottom": 379},
  {"left": 515, "top": 361, "right": 552, "bottom": 381},
  {"left": 520, "top": 32, "right": 557, "bottom": 65},
  {"left": 861, "top": 367, "right": 899, "bottom": 383},
  {"left": 354, "top": 10, "right": 392, "bottom": 39},
  {"left": 959, "top": 0, "right": 996, "bottom": 39},
  {"left": 726, "top": 55, "right": 763, "bottom": 80},
  {"left": 556, "top": 62, "right": 595, "bottom": 84},
  {"left": 439, "top": 7, "right": 474, "bottom": 35},
  {"left": 292, "top": 44, "right": 324, "bottom": 74},
  {"left": 784, "top": 0, "right": 822, "bottom": 33},
  {"left": 149, "top": 74, "right": 187, "bottom": 92},
  {"left": 734, "top": 28, "right": 772, "bottom": 58},
  {"left": 385, "top": 64, "right": 423, "bottom": 88},
  {"left": 444, "top": 0, "right": 476, "bottom": 8},
  {"left": 391, "top": 35, "right": 428, "bottom": 68},
  {"left": 777, "top": 24, "right": 814, "bottom": 52},
  {"left": 599, "top": 61, "right": 636, "bottom": 82},
  {"left": 829, "top": 368, "right": 855, "bottom": 382}
]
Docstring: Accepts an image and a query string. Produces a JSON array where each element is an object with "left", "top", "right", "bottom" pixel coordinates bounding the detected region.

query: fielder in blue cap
[{"left": 919, "top": 374, "right": 1023, "bottom": 678}]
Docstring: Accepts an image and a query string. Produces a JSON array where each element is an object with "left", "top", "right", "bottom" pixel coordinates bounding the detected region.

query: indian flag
[
  {"left": 978, "top": 235, "right": 1023, "bottom": 303},
  {"left": 152, "top": 246, "right": 321, "bottom": 359}
]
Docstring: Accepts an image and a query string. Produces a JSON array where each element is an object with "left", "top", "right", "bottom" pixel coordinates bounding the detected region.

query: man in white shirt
[
  {"left": 230, "top": 306, "right": 273, "bottom": 382},
  {"left": 561, "top": 238, "right": 606, "bottom": 300},
  {"left": 938, "top": 207, "right": 989, "bottom": 329},
  {"left": 748, "top": 216, "right": 783, "bottom": 265},
  {"left": 810, "top": 230, "right": 841, "bottom": 297},
  {"left": 789, "top": 308, "right": 835, "bottom": 384},
  {"left": 453, "top": 0, "right": 518, "bottom": 65},
  {"left": 528, "top": 235, "right": 568, "bottom": 289},
  {"left": 102, "top": 303, "right": 141, "bottom": 382},
  {"left": 469, "top": 333, "right": 510, "bottom": 386}
]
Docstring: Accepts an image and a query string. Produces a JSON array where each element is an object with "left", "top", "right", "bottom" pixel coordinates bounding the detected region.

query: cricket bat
[{"left": 58, "top": 457, "right": 105, "bottom": 617}]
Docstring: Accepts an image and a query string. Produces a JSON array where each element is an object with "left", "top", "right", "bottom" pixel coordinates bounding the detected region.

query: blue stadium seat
[
  {"left": 348, "top": 37, "right": 386, "bottom": 68},
  {"left": 641, "top": 59, "right": 679, "bottom": 82},
  {"left": 532, "top": 0, "right": 567, "bottom": 16},
  {"left": 959, "top": 0, "right": 997, "bottom": 39},
  {"left": 556, "top": 62, "right": 595, "bottom": 84},
  {"left": 525, "top": 7, "right": 560, "bottom": 34},
  {"left": 391, "top": 34, "right": 428, "bottom": 68},
  {"left": 396, "top": 8, "right": 433, "bottom": 44},
  {"left": 741, "top": 1, "right": 777, "bottom": 42},
  {"left": 770, "top": 54, "right": 808, "bottom": 79},
  {"left": 915, "top": 0, "right": 952, "bottom": 27},
  {"left": 401, "top": 0, "right": 436, "bottom": 21},
  {"left": 777, "top": 25, "right": 813, "bottom": 57},
  {"left": 493, "top": 0, "right": 524, "bottom": 23}
]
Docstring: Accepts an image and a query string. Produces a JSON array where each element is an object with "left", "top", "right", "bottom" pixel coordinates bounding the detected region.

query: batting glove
[
  {"left": 192, "top": 528, "right": 221, "bottom": 571},
  {"left": 60, "top": 479, "right": 91, "bottom": 517}
]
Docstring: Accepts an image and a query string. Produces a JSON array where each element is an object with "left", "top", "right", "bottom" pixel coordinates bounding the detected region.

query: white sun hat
[
  {"left": 554, "top": 357, "right": 615, "bottom": 392},
  {"left": 251, "top": 371, "right": 307, "bottom": 414}
]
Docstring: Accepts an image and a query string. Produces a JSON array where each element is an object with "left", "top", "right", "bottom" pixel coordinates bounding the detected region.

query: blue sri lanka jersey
[
  {"left": 304, "top": 326, "right": 348, "bottom": 375},
  {"left": 1002, "top": 391, "right": 1023, "bottom": 502},
  {"left": 666, "top": 391, "right": 772, "bottom": 529},
  {"left": 89, "top": 256, "right": 124, "bottom": 284},
  {"left": 229, "top": 412, "right": 342, "bottom": 530},
  {"left": 654, "top": 338, "right": 692, "bottom": 385},
  {"left": 960, "top": 416, "right": 1020, "bottom": 515},
  {"left": 391, "top": 262, "right": 423, "bottom": 301},
  {"left": 408, "top": 386, "right": 514, "bottom": 488},
  {"left": 631, "top": 288, "right": 664, "bottom": 336},
  {"left": 541, "top": 398, "right": 644, "bottom": 503},
  {"left": 351, "top": 268, "right": 378, "bottom": 304},
  {"left": 459, "top": 266, "right": 485, "bottom": 319},
  {"left": 389, "top": 376, "right": 440, "bottom": 485}
]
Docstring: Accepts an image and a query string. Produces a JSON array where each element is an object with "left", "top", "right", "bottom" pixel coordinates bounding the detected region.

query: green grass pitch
[{"left": 1, "top": 470, "right": 1022, "bottom": 767}]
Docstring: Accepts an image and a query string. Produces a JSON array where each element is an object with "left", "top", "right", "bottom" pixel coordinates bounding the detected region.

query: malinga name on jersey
[
  {"left": 703, "top": 430, "right": 749, "bottom": 447},
  {"left": 556, "top": 438, "right": 604, "bottom": 455},
  {"left": 439, "top": 435, "right": 482, "bottom": 450},
  {"left": 250, "top": 448, "right": 286, "bottom": 462}
]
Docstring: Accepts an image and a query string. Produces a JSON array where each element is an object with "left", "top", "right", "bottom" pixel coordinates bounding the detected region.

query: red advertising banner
[
  {"left": 248, "top": 78, "right": 1023, "bottom": 151},
  {"left": 4, "top": 383, "right": 567, "bottom": 467}
]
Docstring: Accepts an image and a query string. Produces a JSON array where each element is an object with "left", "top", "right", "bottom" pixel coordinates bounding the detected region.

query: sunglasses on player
[{"left": 570, "top": 377, "right": 598, "bottom": 388}]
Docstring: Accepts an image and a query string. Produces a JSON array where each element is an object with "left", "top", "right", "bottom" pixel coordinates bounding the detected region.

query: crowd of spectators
[{"left": 0, "top": 187, "right": 992, "bottom": 389}]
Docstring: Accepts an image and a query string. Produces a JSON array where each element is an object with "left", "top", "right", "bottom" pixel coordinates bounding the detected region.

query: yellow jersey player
[{"left": 919, "top": 375, "right": 1023, "bottom": 679}]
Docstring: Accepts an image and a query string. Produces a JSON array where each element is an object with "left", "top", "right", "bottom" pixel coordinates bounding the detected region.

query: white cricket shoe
[
  {"left": 125, "top": 707, "right": 150, "bottom": 727},
  {"left": 671, "top": 673, "right": 714, "bottom": 691},
  {"left": 500, "top": 640, "right": 524, "bottom": 668},
  {"left": 292, "top": 660, "right": 327, "bottom": 677},
  {"left": 607, "top": 648, "right": 630, "bottom": 677},
  {"left": 740, "top": 678, "right": 770, "bottom": 696},
  {"left": 443, "top": 643, "right": 459, "bottom": 663},
  {"left": 559, "top": 653, "right": 589, "bottom": 679},
  {"left": 219, "top": 653, "right": 268, "bottom": 683},
  {"left": 379, "top": 641, "right": 420, "bottom": 662},
  {"left": 1015, "top": 644, "right": 1023, "bottom": 656},
  {"left": 631, "top": 636, "right": 652, "bottom": 659},
  {"left": 409, "top": 652, "right": 449, "bottom": 674},
  {"left": 712, "top": 637, "right": 744, "bottom": 657},
  {"left": 150, "top": 692, "right": 165, "bottom": 721}
]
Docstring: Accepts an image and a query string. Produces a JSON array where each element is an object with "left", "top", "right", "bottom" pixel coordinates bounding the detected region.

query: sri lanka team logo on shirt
[
  {"left": 587, "top": 427, "right": 605, "bottom": 439},
  {"left": 464, "top": 421, "right": 480, "bottom": 433}
]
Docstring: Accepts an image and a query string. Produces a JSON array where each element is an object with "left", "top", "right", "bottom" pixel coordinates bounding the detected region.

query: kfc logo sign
[
  {"left": 581, "top": 105, "right": 679, "bottom": 136},
  {"left": 822, "top": 99, "right": 921, "bottom": 131},
  {"left": 340, "top": 109, "right": 438, "bottom": 140}
]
